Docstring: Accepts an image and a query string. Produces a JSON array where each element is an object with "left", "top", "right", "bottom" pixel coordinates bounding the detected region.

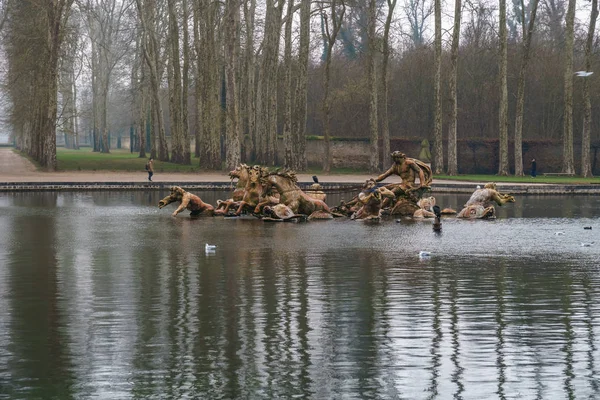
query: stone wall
[{"left": 299, "top": 139, "right": 599, "bottom": 175}]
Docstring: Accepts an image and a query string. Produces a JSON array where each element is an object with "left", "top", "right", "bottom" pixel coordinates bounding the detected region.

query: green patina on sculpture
[{"left": 418, "top": 139, "right": 432, "bottom": 163}]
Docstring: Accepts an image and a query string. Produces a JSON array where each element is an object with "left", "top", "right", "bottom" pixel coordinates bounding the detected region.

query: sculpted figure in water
[
  {"left": 371, "top": 151, "right": 434, "bottom": 216},
  {"left": 457, "top": 183, "right": 515, "bottom": 219},
  {"left": 375, "top": 151, "right": 433, "bottom": 191},
  {"left": 159, "top": 186, "right": 215, "bottom": 217},
  {"left": 351, "top": 179, "right": 395, "bottom": 221}
]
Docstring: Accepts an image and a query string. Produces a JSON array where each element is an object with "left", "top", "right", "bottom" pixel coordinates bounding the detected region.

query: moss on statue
[{"left": 418, "top": 139, "right": 432, "bottom": 163}]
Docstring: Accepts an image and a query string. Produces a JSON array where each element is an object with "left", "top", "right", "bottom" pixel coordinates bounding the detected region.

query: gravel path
[
  {"left": 0, "top": 148, "right": 397, "bottom": 184},
  {"left": 0, "top": 147, "right": 561, "bottom": 191}
]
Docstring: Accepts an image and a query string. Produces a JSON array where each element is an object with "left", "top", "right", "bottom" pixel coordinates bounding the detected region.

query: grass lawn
[
  {"left": 52, "top": 148, "right": 600, "bottom": 184},
  {"left": 434, "top": 174, "right": 600, "bottom": 185},
  {"left": 56, "top": 148, "right": 204, "bottom": 173}
]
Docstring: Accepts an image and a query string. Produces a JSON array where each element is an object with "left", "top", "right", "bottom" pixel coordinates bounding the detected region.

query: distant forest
[{"left": 1, "top": 0, "right": 598, "bottom": 175}]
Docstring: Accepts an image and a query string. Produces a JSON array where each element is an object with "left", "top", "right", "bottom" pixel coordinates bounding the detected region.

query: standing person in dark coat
[
  {"left": 146, "top": 158, "right": 154, "bottom": 181},
  {"left": 531, "top": 158, "right": 537, "bottom": 178}
]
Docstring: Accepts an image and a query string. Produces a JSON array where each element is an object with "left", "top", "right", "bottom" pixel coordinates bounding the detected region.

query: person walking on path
[
  {"left": 146, "top": 158, "right": 154, "bottom": 181},
  {"left": 531, "top": 158, "right": 537, "bottom": 178}
]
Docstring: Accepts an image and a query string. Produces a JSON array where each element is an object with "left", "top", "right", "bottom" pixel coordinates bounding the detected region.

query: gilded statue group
[{"left": 158, "top": 151, "right": 516, "bottom": 222}]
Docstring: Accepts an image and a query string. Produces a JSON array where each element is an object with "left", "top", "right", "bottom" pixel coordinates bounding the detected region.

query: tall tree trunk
[
  {"left": 59, "top": 44, "right": 76, "bottom": 150},
  {"left": 209, "top": 1, "right": 222, "bottom": 168},
  {"left": 90, "top": 30, "right": 100, "bottom": 152},
  {"left": 380, "top": 0, "right": 396, "bottom": 170},
  {"left": 181, "top": 0, "right": 191, "bottom": 164},
  {"left": 243, "top": 0, "right": 257, "bottom": 162},
  {"left": 367, "top": 0, "right": 378, "bottom": 173},
  {"left": 167, "top": 0, "right": 184, "bottom": 163},
  {"left": 321, "top": 1, "right": 345, "bottom": 173},
  {"left": 513, "top": 0, "right": 540, "bottom": 176},
  {"left": 196, "top": 0, "right": 221, "bottom": 168},
  {"left": 581, "top": 0, "right": 597, "bottom": 177},
  {"left": 133, "top": 26, "right": 146, "bottom": 157},
  {"left": 498, "top": 0, "right": 509, "bottom": 175},
  {"left": 562, "top": 0, "right": 576, "bottom": 175},
  {"left": 72, "top": 68, "right": 79, "bottom": 149},
  {"left": 41, "top": 0, "right": 74, "bottom": 170},
  {"left": 447, "top": 0, "right": 461, "bottom": 175},
  {"left": 135, "top": 0, "right": 169, "bottom": 161},
  {"left": 433, "top": 0, "right": 443, "bottom": 173},
  {"left": 259, "top": 0, "right": 283, "bottom": 166},
  {"left": 101, "top": 78, "right": 110, "bottom": 153},
  {"left": 224, "top": 0, "right": 241, "bottom": 169},
  {"left": 193, "top": 0, "right": 202, "bottom": 158},
  {"left": 292, "top": 0, "right": 310, "bottom": 171},
  {"left": 282, "top": 0, "right": 294, "bottom": 168}
]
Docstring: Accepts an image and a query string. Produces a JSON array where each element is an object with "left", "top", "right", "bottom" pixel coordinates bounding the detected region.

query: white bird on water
[
  {"left": 555, "top": 231, "right": 565, "bottom": 236},
  {"left": 205, "top": 243, "right": 217, "bottom": 251},
  {"left": 419, "top": 251, "right": 431, "bottom": 258},
  {"left": 581, "top": 242, "right": 595, "bottom": 247},
  {"left": 575, "top": 71, "right": 594, "bottom": 77}
]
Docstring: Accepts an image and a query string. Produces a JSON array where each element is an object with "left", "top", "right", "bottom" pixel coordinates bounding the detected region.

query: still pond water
[{"left": 0, "top": 190, "right": 600, "bottom": 399}]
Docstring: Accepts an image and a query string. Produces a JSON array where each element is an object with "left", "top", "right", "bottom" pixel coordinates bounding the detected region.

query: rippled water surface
[{"left": 1, "top": 191, "right": 600, "bottom": 399}]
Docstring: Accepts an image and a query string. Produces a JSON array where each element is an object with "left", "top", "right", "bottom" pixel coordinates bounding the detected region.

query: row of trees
[{"left": 1, "top": 0, "right": 599, "bottom": 175}]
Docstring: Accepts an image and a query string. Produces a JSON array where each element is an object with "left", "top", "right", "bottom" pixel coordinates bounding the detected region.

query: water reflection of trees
[
  {"left": 5, "top": 193, "right": 76, "bottom": 398},
  {"left": 4, "top": 192, "right": 600, "bottom": 398}
]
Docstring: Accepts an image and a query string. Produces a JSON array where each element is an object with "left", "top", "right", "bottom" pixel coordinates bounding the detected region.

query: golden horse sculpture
[
  {"left": 262, "top": 170, "right": 333, "bottom": 220},
  {"left": 214, "top": 163, "right": 252, "bottom": 215}
]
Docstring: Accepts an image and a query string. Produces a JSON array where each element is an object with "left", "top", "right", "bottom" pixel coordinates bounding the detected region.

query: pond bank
[
  {"left": 1, "top": 180, "right": 599, "bottom": 194},
  {"left": 1, "top": 148, "right": 598, "bottom": 194}
]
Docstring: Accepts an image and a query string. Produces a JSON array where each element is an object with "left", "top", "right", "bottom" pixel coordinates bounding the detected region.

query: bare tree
[
  {"left": 292, "top": 0, "right": 310, "bottom": 170},
  {"left": 447, "top": 0, "right": 462, "bottom": 175},
  {"left": 403, "top": 0, "right": 433, "bottom": 48},
  {"left": 367, "top": 0, "right": 379, "bottom": 172},
  {"left": 135, "top": 0, "right": 169, "bottom": 161},
  {"left": 498, "top": 0, "right": 509, "bottom": 175},
  {"left": 59, "top": 22, "right": 80, "bottom": 149},
  {"left": 131, "top": 28, "right": 147, "bottom": 157},
  {"left": 320, "top": 0, "right": 346, "bottom": 173},
  {"left": 380, "top": 0, "right": 397, "bottom": 169},
  {"left": 5, "top": 0, "right": 75, "bottom": 170},
  {"left": 433, "top": 0, "right": 443, "bottom": 173},
  {"left": 83, "top": 0, "right": 134, "bottom": 153},
  {"left": 181, "top": 0, "right": 191, "bottom": 163},
  {"left": 562, "top": 0, "right": 575, "bottom": 174},
  {"left": 539, "top": 0, "right": 564, "bottom": 44},
  {"left": 580, "top": 0, "right": 597, "bottom": 177},
  {"left": 256, "top": 0, "right": 283, "bottom": 166},
  {"left": 167, "top": 0, "right": 190, "bottom": 164},
  {"left": 513, "top": 0, "right": 540, "bottom": 176},
  {"left": 193, "top": 0, "right": 222, "bottom": 168},
  {"left": 242, "top": 0, "right": 257, "bottom": 162},
  {"left": 224, "top": 0, "right": 241, "bottom": 169},
  {"left": 283, "top": 0, "right": 295, "bottom": 168}
]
